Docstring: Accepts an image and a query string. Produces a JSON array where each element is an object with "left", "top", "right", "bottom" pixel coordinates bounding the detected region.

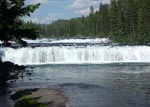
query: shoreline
[{"left": 11, "top": 88, "right": 67, "bottom": 107}]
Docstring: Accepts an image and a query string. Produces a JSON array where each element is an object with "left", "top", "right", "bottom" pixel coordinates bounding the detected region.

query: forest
[{"left": 23, "top": 0, "right": 150, "bottom": 45}]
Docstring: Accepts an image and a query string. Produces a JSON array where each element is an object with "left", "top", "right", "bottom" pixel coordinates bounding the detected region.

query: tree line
[{"left": 24, "top": 0, "right": 150, "bottom": 45}]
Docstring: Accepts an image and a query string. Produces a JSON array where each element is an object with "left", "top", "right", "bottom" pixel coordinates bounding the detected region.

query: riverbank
[
  {"left": 0, "top": 61, "right": 67, "bottom": 107},
  {"left": 11, "top": 88, "right": 67, "bottom": 107},
  {"left": 0, "top": 61, "right": 24, "bottom": 88}
]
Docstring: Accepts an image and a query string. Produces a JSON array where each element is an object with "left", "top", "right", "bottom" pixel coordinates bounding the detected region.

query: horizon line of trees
[{"left": 23, "top": 0, "right": 150, "bottom": 45}]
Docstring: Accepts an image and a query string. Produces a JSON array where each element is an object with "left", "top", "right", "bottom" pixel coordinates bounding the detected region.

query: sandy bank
[
  {"left": 27, "top": 88, "right": 67, "bottom": 107},
  {"left": 12, "top": 88, "right": 67, "bottom": 107}
]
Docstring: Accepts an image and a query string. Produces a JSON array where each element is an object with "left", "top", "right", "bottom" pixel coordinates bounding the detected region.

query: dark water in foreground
[{"left": 1, "top": 63, "right": 150, "bottom": 107}]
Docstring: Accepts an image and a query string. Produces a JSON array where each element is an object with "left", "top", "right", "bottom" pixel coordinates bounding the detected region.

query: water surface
[
  {"left": 1, "top": 38, "right": 150, "bottom": 107},
  {"left": 7, "top": 64, "right": 150, "bottom": 107}
]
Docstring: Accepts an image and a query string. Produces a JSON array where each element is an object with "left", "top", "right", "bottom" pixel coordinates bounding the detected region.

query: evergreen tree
[
  {"left": 0, "top": 0, "right": 40, "bottom": 46},
  {"left": 23, "top": 0, "right": 150, "bottom": 45},
  {"left": 88, "top": 5, "right": 95, "bottom": 36},
  {"left": 138, "top": 0, "right": 150, "bottom": 44},
  {"left": 110, "top": 0, "right": 121, "bottom": 41},
  {"left": 99, "top": 4, "right": 110, "bottom": 37}
]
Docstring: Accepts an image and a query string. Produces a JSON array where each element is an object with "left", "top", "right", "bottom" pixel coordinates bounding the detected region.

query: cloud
[
  {"left": 41, "top": 13, "right": 62, "bottom": 23},
  {"left": 24, "top": 17, "right": 39, "bottom": 23},
  {"left": 27, "top": 0, "right": 59, "bottom": 5},
  {"left": 28, "top": 0, "right": 48, "bottom": 4},
  {"left": 25, "top": 13, "right": 63, "bottom": 24},
  {"left": 31, "top": 18, "right": 40, "bottom": 23},
  {"left": 75, "top": 8, "right": 90, "bottom": 15},
  {"left": 100, "top": 0, "right": 110, "bottom": 4},
  {"left": 75, "top": 7, "right": 99, "bottom": 16},
  {"left": 68, "top": 0, "right": 110, "bottom": 15},
  {"left": 24, "top": 0, "right": 111, "bottom": 24},
  {"left": 68, "top": 0, "right": 88, "bottom": 10}
]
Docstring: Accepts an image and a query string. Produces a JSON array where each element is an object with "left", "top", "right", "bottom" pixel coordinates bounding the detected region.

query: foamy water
[{"left": 1, "top": 46, "right": 150, "bottom": 65}]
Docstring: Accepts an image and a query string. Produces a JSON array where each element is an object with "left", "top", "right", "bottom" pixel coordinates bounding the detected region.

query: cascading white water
[
  {"left": 1, "top": 46, "right": 150, "bottom": 65},
  {"left": 22, "top": 38, "right": 110, "bottom": 44}
]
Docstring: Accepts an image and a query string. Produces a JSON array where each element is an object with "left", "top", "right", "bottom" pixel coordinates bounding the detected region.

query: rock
[
  {"left": 0, "top": 61, "right": 25, "bottom": 86},
  {"left": 11, "top": 89, "right": 38, "bottom": 101}
]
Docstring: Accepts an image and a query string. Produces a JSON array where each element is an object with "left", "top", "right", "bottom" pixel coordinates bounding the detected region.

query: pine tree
[
  {"left": 22, "top": 0, "right": 150, "bottom": 45},
  {"left": 110, "top": 0, "right": 121, "bottom": 41},
  {"left": 0, "top": 0, "right": 40, "bottom": 46},
  {"left": 89, "top": 5, "right": 96, "bottom": 36},
  {"left": 138, "top": 0, "right": 150, "bottom": 44},
  {"left": 99, "top": 4, "right": 110, "bottom": 37}
]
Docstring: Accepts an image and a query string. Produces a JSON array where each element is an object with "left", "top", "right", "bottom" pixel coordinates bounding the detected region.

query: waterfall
[{"left": 1, "top": 46, "right": 150, "bottom": 65}]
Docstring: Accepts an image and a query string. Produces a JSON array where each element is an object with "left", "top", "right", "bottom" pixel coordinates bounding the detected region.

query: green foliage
[
  {"left": 24, "top": 0, "right": 150, "bottom": 45},
  {"left": 15, "top": 97, "right": 46, "bottom": 107},
  {"left": 0, "top": 0, "right": 40, "bottom": 46},
  {"left": 137, "top": 0, "right": 150, "bottom": 44},
  {"left": 11, "top": 89, "right": 37, "bottom": 101},
  {"left": 109, "top": 0, "right": 150, "bottom": 45},
  {"left": 23, "top": 4, "right": 111, "bottom": 38},
  {"left": 12, "top": 89, "right": 47, "bottom": 107}
]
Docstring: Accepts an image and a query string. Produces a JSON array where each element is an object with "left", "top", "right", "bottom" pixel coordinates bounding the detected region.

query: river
[{"left": 0, "top": 38, "right": 150, "bottom": 107}]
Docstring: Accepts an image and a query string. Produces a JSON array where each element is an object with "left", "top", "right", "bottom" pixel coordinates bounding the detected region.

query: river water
[
  {"left": 1, "top": 38, "right": 150, "bottom": 107},
  {"left": 5, "top": 64, "right": 150, "bottom": 107}
]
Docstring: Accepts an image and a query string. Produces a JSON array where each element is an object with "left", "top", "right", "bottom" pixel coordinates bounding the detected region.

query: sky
[{"left": 25, "top": 0, "right": 110, "bottom": 24}]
